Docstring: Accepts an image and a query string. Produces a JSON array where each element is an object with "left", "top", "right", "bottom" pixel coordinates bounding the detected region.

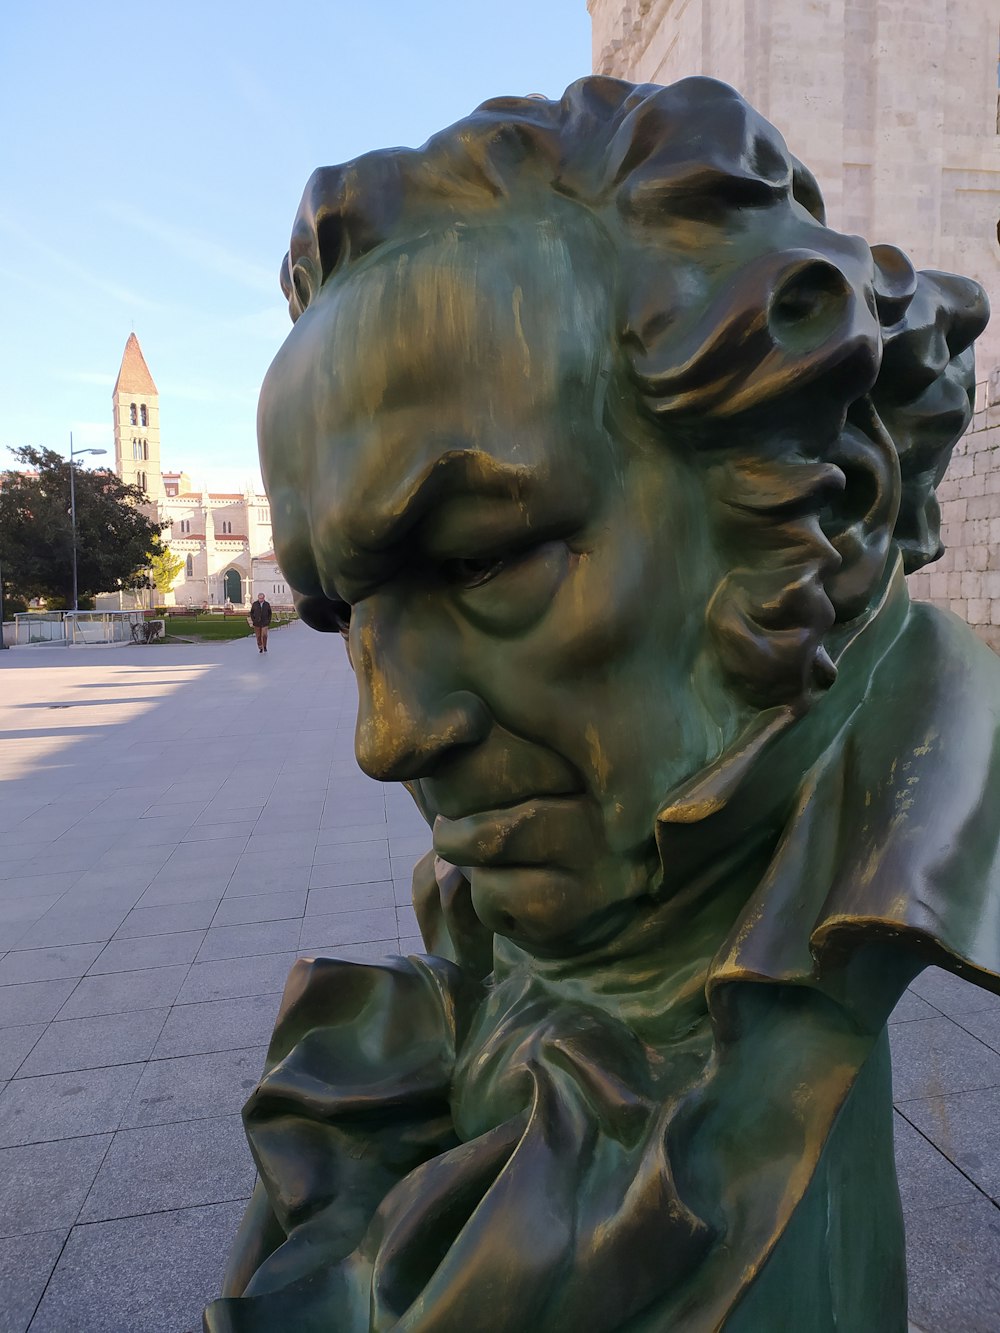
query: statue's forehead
[
  {"left": 304, "top": 221, "right": 616, "bottom": 437},
  {"left": 259, "top": 216, "right": 620, "bottom": 595}
]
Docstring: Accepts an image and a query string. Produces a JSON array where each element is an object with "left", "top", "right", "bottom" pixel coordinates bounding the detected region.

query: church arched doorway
[{"left": 224, "top": 569, "right": 243, "bottom": 605}]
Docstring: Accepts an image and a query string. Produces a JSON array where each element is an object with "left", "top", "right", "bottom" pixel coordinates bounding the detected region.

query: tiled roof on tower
[{"left": 113, "top": 333, "right": 158, "bottom": 396}]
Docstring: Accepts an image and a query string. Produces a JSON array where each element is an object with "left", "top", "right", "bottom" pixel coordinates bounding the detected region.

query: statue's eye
[{"left": 441, "top": 555, "right": 506, "bottom": 589}]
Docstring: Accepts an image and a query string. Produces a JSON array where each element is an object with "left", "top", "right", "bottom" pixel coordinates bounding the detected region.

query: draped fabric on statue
[{"left": 205, "top": 573, "right": 1000, "bottom": 1332}]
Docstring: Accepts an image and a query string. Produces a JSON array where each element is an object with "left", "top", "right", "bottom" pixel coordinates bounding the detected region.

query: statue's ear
[{"left": 820, "top": 396, "right": 900, "bottom": 623}]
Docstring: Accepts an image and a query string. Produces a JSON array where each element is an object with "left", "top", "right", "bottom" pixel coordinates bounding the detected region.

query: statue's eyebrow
[
  {"left": 351, "top": 449, "right": 534, "bottom": 556},
  {"left": 317, "top": 448, "right": 535, "bottom": 600}
]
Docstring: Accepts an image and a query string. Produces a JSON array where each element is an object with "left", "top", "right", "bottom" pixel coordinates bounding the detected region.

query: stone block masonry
[{"left": 908, "top": 402, "right": 1000, "bottom": 652}]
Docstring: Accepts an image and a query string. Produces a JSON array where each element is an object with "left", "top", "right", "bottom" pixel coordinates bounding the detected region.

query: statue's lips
[{"left": 432, "top": 795, "right": 592, "bottom": 869}]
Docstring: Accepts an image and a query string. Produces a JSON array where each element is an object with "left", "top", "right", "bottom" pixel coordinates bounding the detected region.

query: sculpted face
[{"left": 260, "top": 221, "right": 733, "bottom": 954}]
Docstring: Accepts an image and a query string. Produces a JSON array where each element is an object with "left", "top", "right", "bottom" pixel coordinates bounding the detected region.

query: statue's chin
[{"left": 470, "top": 862, "right": 651, "bottom": 958}]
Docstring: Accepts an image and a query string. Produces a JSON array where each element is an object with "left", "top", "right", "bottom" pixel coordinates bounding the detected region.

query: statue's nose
[{"left": 352, "top": 609, "right": 490, "bottom": 782}]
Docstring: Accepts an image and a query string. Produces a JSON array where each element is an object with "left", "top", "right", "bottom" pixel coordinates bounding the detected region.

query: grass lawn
[{"left": 156, "top": 615, "right": 296, "bottom": 642}]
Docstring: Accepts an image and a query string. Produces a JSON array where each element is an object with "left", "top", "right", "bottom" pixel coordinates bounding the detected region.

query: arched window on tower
[
  {"left": 140, "top": 404, "right": 148, "bottom": 427},
  {"left": 185, "top": 555, "right": 193, "bottom": 577},
  {"left": 143, "top": 440, "right": 148, "bottom": 460},
  {"left": 130, "top": 403, "right": 137, "bottom": 426}
]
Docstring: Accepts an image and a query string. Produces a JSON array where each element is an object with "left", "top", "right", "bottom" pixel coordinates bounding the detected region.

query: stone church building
[
  {"left": 589, "top": 0, "right": 1000, "bottom": 649},
  {"left": 110, "top": 333, "right": 290, "bottom": 610}
]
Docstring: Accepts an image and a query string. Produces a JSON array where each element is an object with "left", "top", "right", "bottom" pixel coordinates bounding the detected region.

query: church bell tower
[{"left": 112, "top": 333, "right": 164, "bottom": 503}]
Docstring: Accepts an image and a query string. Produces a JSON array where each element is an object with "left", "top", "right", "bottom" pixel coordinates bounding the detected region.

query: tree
[
  {"left": 149, "top": 536, "right": 185, "bottom": 598},
  {"left": 0, "top": 446, "right": 164, "bottom": 605}
]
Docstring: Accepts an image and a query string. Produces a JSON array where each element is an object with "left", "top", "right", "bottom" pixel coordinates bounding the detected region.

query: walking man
[{"left": 250, "top": 592, "right": 272, "bottom": 653}]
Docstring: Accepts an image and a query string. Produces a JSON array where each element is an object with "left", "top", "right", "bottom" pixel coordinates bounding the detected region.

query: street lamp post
[{"left": 68, "top": 433, "right": 107, "bottom": 612}]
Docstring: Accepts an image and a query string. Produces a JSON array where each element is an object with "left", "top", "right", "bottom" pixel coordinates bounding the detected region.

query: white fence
[{"left": 12, "top": 611, "right": 153, "bottom": 647}]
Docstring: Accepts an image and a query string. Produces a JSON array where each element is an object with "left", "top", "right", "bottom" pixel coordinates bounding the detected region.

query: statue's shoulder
[{"left": 901, "top": 599, "right": 1000, "bottom": 708}]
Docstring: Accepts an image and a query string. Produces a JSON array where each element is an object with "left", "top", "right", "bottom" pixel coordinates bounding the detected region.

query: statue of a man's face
[{"left": 261, "top": 221, "right": 735, "bottom": 954}]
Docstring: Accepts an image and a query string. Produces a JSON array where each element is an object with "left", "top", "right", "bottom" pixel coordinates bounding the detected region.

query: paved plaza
[{"left": 0, "top": 623, "right": 998, "bottom": 1332}]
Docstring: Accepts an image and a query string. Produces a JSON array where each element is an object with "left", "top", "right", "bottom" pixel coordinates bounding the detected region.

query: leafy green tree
[
  {"left": 0, "top": 446, "right": 163, "bottom": 605},
  {"left": 149, "top": 536, "right": 185, "bottom": 598}
]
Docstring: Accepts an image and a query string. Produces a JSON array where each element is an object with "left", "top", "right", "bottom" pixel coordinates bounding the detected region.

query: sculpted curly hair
[{"left": 272, "top": 76, "right": 989, "bottom": 713}]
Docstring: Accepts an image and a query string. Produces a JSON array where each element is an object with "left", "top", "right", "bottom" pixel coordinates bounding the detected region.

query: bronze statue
[{"left": 205, "top": 77, "right": 1000, "bottom": 1332}]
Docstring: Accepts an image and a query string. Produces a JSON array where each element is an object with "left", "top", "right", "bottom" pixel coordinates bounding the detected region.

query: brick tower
[{"left": 112, "top": 333, "right": 164, "bottom": 503}]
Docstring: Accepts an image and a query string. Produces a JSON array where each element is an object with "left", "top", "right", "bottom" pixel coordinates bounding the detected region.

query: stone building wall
[
  {"left": 907, "top": 386, "right": 1000, "bottom": 652},
  {"left": 588, "top": 0, "right": 1000, "bottom": 651}
]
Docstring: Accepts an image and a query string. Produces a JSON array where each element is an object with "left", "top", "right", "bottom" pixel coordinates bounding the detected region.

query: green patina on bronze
[{"left": 205, "top": 77, "right": 1000, "bottom": 1331}]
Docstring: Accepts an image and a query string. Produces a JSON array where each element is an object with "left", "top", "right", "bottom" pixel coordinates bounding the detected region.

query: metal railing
[{"left": 13, "top": 610, "right": 144, "bottom": 646}]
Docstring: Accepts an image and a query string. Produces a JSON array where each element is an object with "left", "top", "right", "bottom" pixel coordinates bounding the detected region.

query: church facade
[
  {"left": 587, "top": 0, "right": 1000, "bottom": 649},
  {"left": 110, "top": 334, "right": 291, "bottom": 610}
]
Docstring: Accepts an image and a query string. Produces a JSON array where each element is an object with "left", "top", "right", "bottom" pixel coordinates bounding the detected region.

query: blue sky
[{"left": 0, "top": 1, "right": 592, "bottom": 489}]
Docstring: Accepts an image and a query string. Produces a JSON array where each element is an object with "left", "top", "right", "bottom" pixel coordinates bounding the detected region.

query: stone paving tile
[
  {"left": 905, "top": 1193, "right": 1000, "bottom": 1333},
  {"left": 235, "top": 842, "right": 316, "bottom": 870},
  {"left": 27, "top": 1201, "right": 246, "bottom": 1333},
  {"left": 122, "top": 1047, "right": 268, "bottom": 1128},
  {"left": 0, "top": 943, "right": 104, "bottom": 986},
  {"left": 176, "top": 952, "right": 298, "bottom": 1006},
  {"left": 319, "top": 804, "right": 389, "bottom": 829},
  {"left": 894, "top": 1112, "right": 985, "bottom": 1215},
  {"left": 56, "top": 965, "right": 190, "bottom": 1020},
  {"left": 309, "top": 856, "right": 392, "bottom": 889},
  {"left": 195, "top": 804, "right": 264, "bottom": 826},
  {"left": 0, "top": 1025, "right": 45, "bottom": 1080},
  {"left": 69, "top": 866, "right": 156, "bottom": 901},
  {"left": 900, "top": 1089, "right": 1000, "bottom": 1202},
  {"left": 396, "top": 905, "right": 420, "bottom": 936},
  {"left": 96, "top": 843, "right": 173, "bottom": 871},
  {"left": 223, "top": 862, "right": 312, "bottom": 896},
  {"left": 0, "top": 874, "right": 80, "bottom": 902},
  {"left": 194, "top": 919, "right": 302, "bottom": 963},
  {"left": 298, "top": 908, "right": 398, "bottom": 952},
  {"left": 87, "top": 929, "right": 207, "bottom": 975},
  {"left": 910, "top": 966, "right": 1000, "bottom": 1020},
  {"left": 0, "top": 979, "right": 79, "bottom": 1028},
  {"left": 134, "top": 877, "right": 226, "bottom": 908},
  {"left": 311, "top": 839, "right": 395, "bottom": 868},
  {"left": 182, "top": 821, "right": 257, "bottom": 844},
  {"left": 0, "top": 1134, "right": 111, "bottom": 1237},
  {"left": 14, "top": 907, "right": 131, "bottom": 951},
  {"left": 0, "top": 1229, "right": 67, "bottom": 1333},
  {"left": 0, "top": 896, "right": 64, "bottom": 930},
  {"left": 151, "top": 994, "right": 282, "bottom": 1060},
  {"left": 79, "top": 1115, "right": 255, "bottom": 1222},
  {"left": 956, "top": 1005, "right": 1000, "bottom": 1055},
  {"left": 889, "top": 990, "right": 940, "bottom": 1024},
  {"left": 17, "top": 1009, "right": 169, "bottom": 1078},
  {"left": 388, "top": 834, "right": 433, "bottom": 858},
  {"left": 212, "top": 889, "right": 306, "bottom": 926},
  {"left": 112, "top": 899, "right": 219, "bottom": 939},
  {"left": 114, "top": 817, "right": 200, "bottom": 848},
  {"left": 315, "top": 820, "right": 389, "bottom": 846},
  {"left": 305, "top": 880, "right": 395, "bottom": 914},
  {"left": 890, "top": 1017, "right": 1000, "bottom": 1102},
  {"left": 393, "top": 877, "right": 416, "bottom": 906},
  {"left": 0, "top": 1064, "right": 143, "bottom": 1147},
  {"left": 167, "top": 838, "right": 248, "bottom": 866},
  {"left": 390, "top": 854, "right": 420, "bottom": 882}
]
